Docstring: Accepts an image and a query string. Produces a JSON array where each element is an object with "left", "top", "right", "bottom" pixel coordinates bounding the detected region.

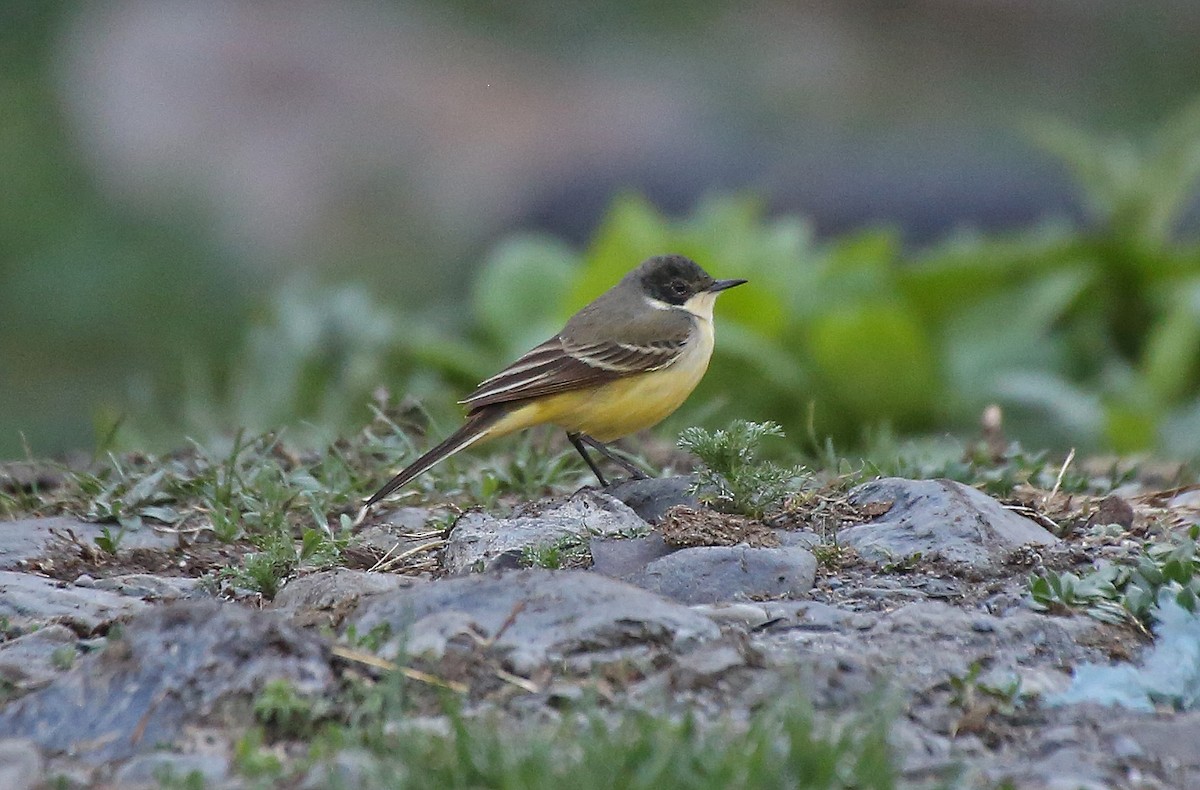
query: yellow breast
[{"left": 489, "top": 308, "right": 716, "bottom": 442}]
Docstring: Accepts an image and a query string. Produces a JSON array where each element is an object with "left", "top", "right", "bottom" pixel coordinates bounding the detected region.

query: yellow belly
[{"left": 487, "top": 318, "right": 715, "bottom": 442}]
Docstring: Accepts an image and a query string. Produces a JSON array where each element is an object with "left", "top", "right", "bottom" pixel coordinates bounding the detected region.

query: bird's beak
[{"left": 708, "top": 278, "right": 748, "bottom": 293}]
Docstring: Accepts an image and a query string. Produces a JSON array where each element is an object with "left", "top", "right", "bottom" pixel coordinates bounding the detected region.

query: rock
[
  {"left": 0, "top": 517, "right": 178, "bottom": 571},
  {"left": 1167, "top": 488, "right": 1200, "bottom": 509},
  {"left": 92, "top": 574, "right": 203, "bottom": 600},
  {"left": 372, "top": 506, "right": 434, "bottom": 532},
  {"left": 300, "top": 748, "right": 377, "bottom": 790},
  {"left": 673, "top": 642, "right": 747, "bottom": 679},
  {"left": 400, "top": 611, "right": 482, "bottom": 659},
  {"left": 0, "top": 738, "right": 43, "bottom": 790},
  {"left": 624, "top": 545, "right": 817, "bottom": 605},
  {"left": 774, "top": 530, "right": 820, "bottom": 549},
  {"left": 1100, "top": 711, "right": 1200, "bottom": 773},
  {"left": 839, "top": 477, "right": 1057, "bottom": 569},
  {"left": 690, "top": 603, "right": 772, "bottom": 628},
  {"left": 0, "top": 625, "right": 79, "bottom": 696},
  {"left": 984, "top": 744, "right": 1114, "bottom": 790},
  {"left": 777, "top": 601, "right": 871, "bottom": 631},
  {"left": 350, "top": 570, "right": 720, "bottom": 674},
  {"left": 0, "top": 601, "right": 335, "bottom": 762},
  {"left": 1092, "top": 495, "right": 1134, "bottom": 529},
  {"left": 588, "top": 532, "right": 672, "bottom": 578},
  {"left": 351, "top": 506, "right": 437, "bottom": 557},
  {"left": 756, "top": 601, "right": 1102, "bottom": 695},
  {"left": 604, "top": 475, "right": 700, "bottom": 524},
  {"left": 273, "top": 569, "right": 418, "bottom": 626},
  {"left": 443, "top": 490, "right": 648, "bottom": 573},
  {"left": 113, "top": 752, "right": 232, "bottom": 787},
  {"left": 0, "top": 571, "right": 147, "bottom": 633}
]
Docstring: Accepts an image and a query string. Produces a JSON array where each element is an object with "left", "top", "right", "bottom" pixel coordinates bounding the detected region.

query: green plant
[
  {"left": 50, "top": 645, "right": 76, "bottom": 670},
  {"left": 520, "top": 535, "right": 591, "bottom": 570},
  {"left": 233, "top": 727, "right": 284, "bottom": 779},
  {"left": 947, "top": 660, "right": 1021, "bottom": 713},
  {"left": 151, "top": 765, "right": 207, "bottom": 790},
  {"left": 858, "top": 433, "right": 1115, "bottom": 498},
  {"left": 294, "top": 689, "right": 898, "bottom": 790},
  {"left": 220, "top": 531, "right": 298, "bottom": 600},
  {"left": 253, "top": 678, "right": 330, "bottom": 739},
  {"left": 678, "top": 420, "right": 804, "bottom": 518},
  {"left": 343, "top": 622, "right": 394, "bottom": 653},
  {"left": 1029, "top": 524, "right": 1200, "bottom": 627},
  {"left": 93, "top": 525, "right": 126, "bottom": 556}
]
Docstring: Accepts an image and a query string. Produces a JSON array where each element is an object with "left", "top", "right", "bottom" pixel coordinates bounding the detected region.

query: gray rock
[
  {"left": 624, "top": 545, "right": 817, "bottom": 605},
  {"left": 983, "top": 744, "right": 1114, "bottom": 790},
  {"left": 839, "top": 477, "right": 1057, "bottom": 569},
  {"left": 0, "top": 738, "right": 43, "bottom": 790},
  {"left": 773, "top": 529, "right": 820, "bottom": 549},
  {"left": 114, "top": 752, "right": 231, "bottom": 786},
  {"left": 273, "top": 569, "right": 417, "bottom": 619},
  {"left": 604, "top": 475, "right": 700, "bottom": 524},
  {"left": 672, "top": 641, "right": 748, "bottom": 687},
  {"left": 756, "top": 601, "right": 1102, "bottom": 694},
  {"left": 1100, "top": 711, "right": 1200, "bottom": 772},
  {"left": 92, "top": 574, "right": 203, "bottom": 600},
  {"left": 400, "top": 611, "right": 482, "bottom": 659},
  {"left": 0, "top": 571, "right": 147, "bottom": 633},
  {"left": 443, "top": 490, "right": 648, "bottom": 573},
  {"left": 775, "top": 601, "right": 870, "bottom": 631},
  {"left": 373, "top": 506, "right": 434, "bottom": 532},
  {"left": 352, "top": 506, "right": 437, "bottom": 556},
  {"left": 589, "top": 532, "right": 672, "bottom": 577},
  {"left": 0, "top": 601, "right": 335, "bottom": 762},
  {"left": 0, "top": 517, "right": 178, "bottom": 571},
  {"left": 0, "top": 625, "right": 78, "bottom": 696},
  {"left": 300, "top": 748, "right": 377, "bottom": 790},
  {"left": 350, "top": 570, "right": 719, "bottom": 673},
  {"left": 689, "top": 603, "right": 772, "bottom": 628}
]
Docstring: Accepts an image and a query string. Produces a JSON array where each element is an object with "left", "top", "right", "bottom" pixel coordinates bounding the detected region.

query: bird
[{"left": 362, "top": 254, "right": 746, "bottom": 510}]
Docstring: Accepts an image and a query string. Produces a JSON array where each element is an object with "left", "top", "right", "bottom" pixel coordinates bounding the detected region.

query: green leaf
[
  {"left": 472, "top": 234, "right": 578, "bottom": 356},
  {"left": 1140, "top": 281, "right": 1200, "bottom": 405},
  {"left": 807, "top": 304, "right": 938, "bottom": 423}
]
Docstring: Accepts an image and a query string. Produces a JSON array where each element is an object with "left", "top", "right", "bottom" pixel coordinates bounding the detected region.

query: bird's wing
[{"left": 459, "top": 335, "right": 687, "bottom": 412}]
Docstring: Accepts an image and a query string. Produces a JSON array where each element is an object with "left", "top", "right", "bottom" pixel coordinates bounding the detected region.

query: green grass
[
  {"left": 3, "top": 410, "right": 608, "bottom": 596},
  {"left": 520, "top": 534, "right": 592, "bottom": 569},
  {"left": 238, "top": 675, "right": 901, "bottom": 790}
]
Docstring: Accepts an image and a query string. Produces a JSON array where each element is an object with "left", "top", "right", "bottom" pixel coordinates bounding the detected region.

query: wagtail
[{"left": 363, "top": 254, "right": 745, "bottom": 509}]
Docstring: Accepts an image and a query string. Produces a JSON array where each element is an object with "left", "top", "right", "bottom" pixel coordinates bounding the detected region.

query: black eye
[{"left": 670, "top": 279, "right": 688, "bottom": 295}]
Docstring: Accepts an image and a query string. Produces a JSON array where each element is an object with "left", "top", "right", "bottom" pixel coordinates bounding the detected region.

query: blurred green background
[{"left": 5, "top": 0, "right": 1200, "bottom": 461}]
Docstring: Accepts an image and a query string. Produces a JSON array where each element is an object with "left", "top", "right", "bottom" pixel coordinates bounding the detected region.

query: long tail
[{"left": 362, "top": 409, "right": 503, "bottom": 510}]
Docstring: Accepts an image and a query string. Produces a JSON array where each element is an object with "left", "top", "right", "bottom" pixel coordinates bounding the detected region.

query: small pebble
[
  {"left": 970, "top": 618, "right": 996, "bottom": 633},
  {"left": 849, "top": 614, "right": 875, "bottom": 630},
  {"left": 690, "top": 603, "right": 770, "bottom": 628},
  {"left": 1110, "top": 734, "right": 1144, "bottom": 761},
  {"left": 73, "top": 574, "right": 95, "bottom": 588}
]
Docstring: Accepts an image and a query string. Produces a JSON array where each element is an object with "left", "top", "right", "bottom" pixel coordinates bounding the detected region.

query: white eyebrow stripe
[{"left": 643, "top": 296, "right": 675, "bottom": 311}]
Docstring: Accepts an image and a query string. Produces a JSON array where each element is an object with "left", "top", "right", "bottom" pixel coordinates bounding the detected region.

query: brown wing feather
[{"left": 460, "top": 335, "right": 686, "bottom": 412}]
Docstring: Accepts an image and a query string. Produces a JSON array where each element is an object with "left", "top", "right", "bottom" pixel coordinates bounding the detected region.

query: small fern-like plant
[{"left": 677, "top": 420, "right": 804, "bottom": 519}]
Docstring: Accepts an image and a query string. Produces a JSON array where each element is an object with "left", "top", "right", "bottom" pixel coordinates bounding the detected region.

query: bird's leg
[
  {"left": 579, "top": 435, "right": 651, "bottom": 480},
  {"left": 567, "top": 432, "right": 610, "bottom": 487}
]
